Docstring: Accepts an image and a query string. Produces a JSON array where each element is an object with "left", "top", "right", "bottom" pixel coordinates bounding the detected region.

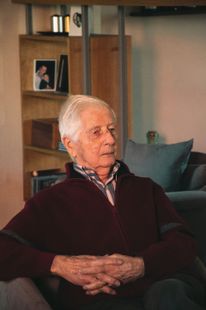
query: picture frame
[
  {"left": 31, "top": 171, "right": 66, "bottom": 195},
  {"left": 33, "top": 59, "right": 57, "bottom": 91}
]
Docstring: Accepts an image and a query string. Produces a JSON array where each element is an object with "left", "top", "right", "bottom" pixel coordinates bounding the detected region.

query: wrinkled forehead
[{"left": 79, "top": 105, "right": 115, "bottom": 128}]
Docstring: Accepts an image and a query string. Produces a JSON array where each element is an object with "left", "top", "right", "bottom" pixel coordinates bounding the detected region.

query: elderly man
[{"left": 0, "top": 95, "right": 205, "bottom": 310}]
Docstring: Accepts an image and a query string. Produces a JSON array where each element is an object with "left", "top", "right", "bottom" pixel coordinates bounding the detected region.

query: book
[
  {"left": 56, "top": 55, "right": 69, "bottom": 93},
  {"left": 58, "top": 141, "right": 67, "bottom": 152}
]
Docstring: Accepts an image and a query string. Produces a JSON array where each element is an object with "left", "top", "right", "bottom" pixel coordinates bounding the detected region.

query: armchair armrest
[
  {"left": 167, "top": 191, "right": 206, "bottom": 266},
  {"left": 0, "top": 278, "right": 52, "bottom": 309},
  {"left": 181, "top": 164, "right": 206, "bottom": 190}
]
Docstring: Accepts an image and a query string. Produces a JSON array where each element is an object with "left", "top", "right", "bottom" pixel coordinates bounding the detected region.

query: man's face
[
  {"left": 39, "top": 66, "right": 47, "bottom": 75},
  {"left": 67, "top": 106, "right": 117, "bottom": 170}
]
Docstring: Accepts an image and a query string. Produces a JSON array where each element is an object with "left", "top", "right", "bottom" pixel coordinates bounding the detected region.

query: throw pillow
[{"left": 123, "top": 139, "right": 193, "bottom": 192}]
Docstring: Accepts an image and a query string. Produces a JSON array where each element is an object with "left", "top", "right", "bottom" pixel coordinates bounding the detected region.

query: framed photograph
[
  {"left": 31, "top": 171, "right": 66, "bottom": 195},
  {"left": 33, "top": 59, "right": 57, "bottom": 91}
]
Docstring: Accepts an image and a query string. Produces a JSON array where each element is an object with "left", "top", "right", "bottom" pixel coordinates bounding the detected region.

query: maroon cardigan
[{"left": 0, "top": 161, "right": 197, "bottom": 309}]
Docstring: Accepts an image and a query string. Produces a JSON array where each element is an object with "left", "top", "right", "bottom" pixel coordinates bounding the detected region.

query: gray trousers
[{"left": 0, "top": 278, "right": 52, "bottom": 310}]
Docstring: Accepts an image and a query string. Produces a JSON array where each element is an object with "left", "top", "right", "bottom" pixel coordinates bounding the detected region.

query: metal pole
[
  {"left": 60, "top": 5, "right": 67, "bottom": 16},
  {"left": 26, "top": 4, "right": 33, "bottom": 35},
  {"left": 118, "top": 6, "right": 128, "bottom": 158},
  {"left": 82, "top": 5, "right": 91, "bottom": 95}
]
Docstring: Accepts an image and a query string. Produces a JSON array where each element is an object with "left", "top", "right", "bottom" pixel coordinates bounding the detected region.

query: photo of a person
[
  {"left": 39, "top": 73, "right": 51, "bottom": 90},
  {"left": 33, "top": 59, "right": 56, "bottom": 91}
]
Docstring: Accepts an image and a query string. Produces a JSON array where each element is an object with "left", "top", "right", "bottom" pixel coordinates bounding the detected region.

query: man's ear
[{"left": 62, "top": 137, "right": 77, "bottom": 158}]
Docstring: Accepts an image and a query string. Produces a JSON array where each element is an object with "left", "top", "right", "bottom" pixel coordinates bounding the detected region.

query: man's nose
[{"left": 104, "top": 129, "right": 116, "bottom": 144}]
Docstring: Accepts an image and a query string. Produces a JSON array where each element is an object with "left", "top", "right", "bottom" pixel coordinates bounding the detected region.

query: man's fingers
[
  {"left": 80, "top": 257, "right": 123, "bottom": 274},
  {"left": 71, "top": 256, "right": 122, "bottom": 272},
  {"left": 86, "top": 256, "right": 123, "bottom": 267},
  {"left": 86, "top": 286, "right": 117, "bottom": 296},
  {"left": 83, "top": 273, "right": 120, "bottom": 291},
  {"left": 97, "top": 257, "right": 123, "bottom": 265},
  {"left": 95, "top": 272, "right": 120, "bottom": 287},
  {"left": 100, "top": 285, "right": 117, "bottom": 295},
  {"left": 83, "top": 279, "right": 106, "bottom": 291},
  {"left": 86, "top": 289, "right": 101, "bottom": 296}
]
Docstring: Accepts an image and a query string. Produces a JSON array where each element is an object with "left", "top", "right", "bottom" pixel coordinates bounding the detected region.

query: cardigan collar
[{"left": 65, "top": 160, "right": 130, "bottom": 180}]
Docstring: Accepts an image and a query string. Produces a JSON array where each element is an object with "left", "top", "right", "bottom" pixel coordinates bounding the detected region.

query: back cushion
[{"left": 124, "top": 139, "right": 193, "bottom": 192}]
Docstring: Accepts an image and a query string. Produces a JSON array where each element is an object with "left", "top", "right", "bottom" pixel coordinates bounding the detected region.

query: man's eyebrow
[
  {"left": 87, "top": 126, "right": 101, "bottom": 132},
  {"left": 87, "top": 123, "right": 115, "bottom": 132}
]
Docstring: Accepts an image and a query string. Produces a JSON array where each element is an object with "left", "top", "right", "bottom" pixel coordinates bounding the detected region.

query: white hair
[{"left": 58, "top": 94, "right": 116, "bottom": 142}]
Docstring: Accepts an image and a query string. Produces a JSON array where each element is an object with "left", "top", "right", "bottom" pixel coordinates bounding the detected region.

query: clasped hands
[{"left": 51, "top": 253, "right": 145, "bottom": 296}]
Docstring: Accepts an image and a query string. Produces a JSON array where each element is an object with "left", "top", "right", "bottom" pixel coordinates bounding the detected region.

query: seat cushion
[{"left": 124, "top": 139, "right": 193, "bottom": 192}]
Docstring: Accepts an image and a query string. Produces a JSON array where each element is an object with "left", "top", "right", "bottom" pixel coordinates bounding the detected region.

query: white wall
[
  {"left": 128, "top": 14, "right": 206, "bottom": 151},
  {"left": 102, "top": 8, "right": 206, "bottom": 152},
  {"left": 0, "top": 0, "right": 26, "bottom": 228},
  {"left": 0, "top": 3, "right": 206, "bottom": 227}
]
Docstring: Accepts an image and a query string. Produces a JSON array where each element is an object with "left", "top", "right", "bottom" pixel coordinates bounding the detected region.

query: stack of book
[
  {"left": 31, "top": 169, "right": 66, "bottom": 195},
  {"left": 58, "top": 141, "right": 67, "bottom": 152}
]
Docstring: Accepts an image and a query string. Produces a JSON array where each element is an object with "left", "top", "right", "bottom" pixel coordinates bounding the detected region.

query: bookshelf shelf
[
  {"left": 24, "top": 145, "right": 68, "bottom": 158},
  {"left": 23, "top": 90, "right": 68, "bottom": 100}
]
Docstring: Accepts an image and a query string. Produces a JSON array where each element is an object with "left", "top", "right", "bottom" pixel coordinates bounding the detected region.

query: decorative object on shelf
[
  {"left": 146, "top": 130, "right": 159, "bottom": 144},
  {"left": 56, "top": 55, "right": 69, "bottom": 93},
  {"left": 51, "top": 14, "right": 59, "bottom": 33},
  {"left": 69, "top": 6, "right": 101, "bottom": 36},
  {"left": 58, "top": 15, "right": 64, "bottom": 33},
  {"left": 49, "top": 14, "right": 70, "bottom": 36},
  {"left": 70, "top": 6, "right": 82, "bottom": 36},
  {"left": 64, "top": 14, "right": 70, "bottom": 33},
  {"left": 33, "top": 59, "right": 57, "bottom": 91},
  {"left": 51, "top": 14, "right": 63, "bottom": 33}
]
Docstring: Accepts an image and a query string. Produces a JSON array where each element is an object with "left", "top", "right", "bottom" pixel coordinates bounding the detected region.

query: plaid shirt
[{"left": 73, "top": 162, "right": 120, "bottom": 206}]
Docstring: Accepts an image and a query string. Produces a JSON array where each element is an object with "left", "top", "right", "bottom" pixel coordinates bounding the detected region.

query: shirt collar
[{"left": 73, "top": 161, "right": 120, "bottom": 185}]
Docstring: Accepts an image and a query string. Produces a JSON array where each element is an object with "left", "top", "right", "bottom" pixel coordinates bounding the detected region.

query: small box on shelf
[{"left": 31, "top": 118, "right": 60, "bottom": 150}]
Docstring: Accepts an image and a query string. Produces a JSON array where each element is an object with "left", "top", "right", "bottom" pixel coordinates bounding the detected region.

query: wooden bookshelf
[{"left": 19, "top": 34, "right": 131, "bottom": 199}]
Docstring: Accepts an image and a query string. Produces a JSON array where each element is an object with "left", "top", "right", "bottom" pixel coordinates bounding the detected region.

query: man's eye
[
  {"left": 91, "top": 129, "right": 101, "bottom": 137},
  {"left": 109, "top": 127, "right": 116, "bottom": 135}
]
